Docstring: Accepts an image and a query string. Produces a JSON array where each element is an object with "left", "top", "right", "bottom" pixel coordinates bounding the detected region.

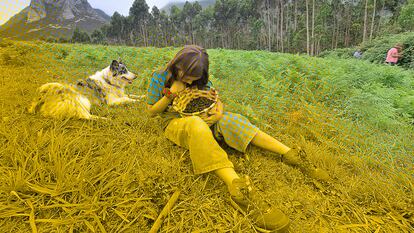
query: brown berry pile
[{"left": 183, "top": 97, "right": 215, "bottom": 113}]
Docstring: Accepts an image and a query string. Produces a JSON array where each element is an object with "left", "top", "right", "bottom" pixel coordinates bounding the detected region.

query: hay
[{"left": 0, "top": 41, "right": 413, "bottom": 232}]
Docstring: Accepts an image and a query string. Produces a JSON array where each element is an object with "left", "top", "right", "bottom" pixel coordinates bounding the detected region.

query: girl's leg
[
  {"left": 164, "top": 116, "right": 235, "bottom": 176},
  {"left": 250, "top": 130, "right": 291, "bottom": 155},
  {"left": 250, "top": 129, "right": 303, "bottom": 166},
  {"left": 251, "top": 130, "right": 329, "bottom": 181},
  {"left": 169, "top": 116, "right": 290, "bottom": 230},
  {"left": 214, "top": 167, "right": 240, "bottom": 187}
]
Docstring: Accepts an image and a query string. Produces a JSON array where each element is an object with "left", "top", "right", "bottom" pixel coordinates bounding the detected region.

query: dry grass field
[{"left": 0, "top": 40, "right": 413, "bottom": 232}]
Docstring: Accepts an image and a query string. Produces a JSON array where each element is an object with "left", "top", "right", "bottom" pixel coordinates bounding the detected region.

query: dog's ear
[
  {"left": 110, "top": 60, "right": 119, "bottom": 72},
  {"left": 118, "top": 57, "right": 123, "bottom": 63}
]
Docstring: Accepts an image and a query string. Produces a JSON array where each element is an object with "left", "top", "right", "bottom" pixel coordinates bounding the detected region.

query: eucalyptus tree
[
  {"left": 150, "top": 6, "right": 161, "bottom": 47},
  {"left": 170, "top": 5, "right": 184, "bottom": 46},
  {"left": 130, "top": 0, "right": 150, "bottom": 46},
  {"left": 214, "top": 0, "right": 240, "bottom": 48},
  {"left": 398, "top": 0, "right": 414, "bottom": 31},
  {"left": 107, "top": 12, "right": 124, "bottom": 43},
  {"left": 98, "top": 0, "right": 410, "bottom": 54}
]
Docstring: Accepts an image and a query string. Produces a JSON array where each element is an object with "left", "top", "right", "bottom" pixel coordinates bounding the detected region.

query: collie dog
[{"left": 28, "top": 60, "right": 145, "bottom": 120}]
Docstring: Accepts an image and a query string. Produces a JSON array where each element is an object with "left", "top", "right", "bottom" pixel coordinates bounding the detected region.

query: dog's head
[{"left": 107, "top": 59, "right": 137, "bottom": 87}]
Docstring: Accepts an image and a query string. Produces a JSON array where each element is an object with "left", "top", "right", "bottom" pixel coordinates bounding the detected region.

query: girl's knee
[{"left": 186, "top": 116, "right": 210, "bottom": 134}]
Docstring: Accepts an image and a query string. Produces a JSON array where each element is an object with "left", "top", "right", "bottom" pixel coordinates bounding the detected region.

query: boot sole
[{"left": 229, "top": 197, "right": 290, "bottom": 233}]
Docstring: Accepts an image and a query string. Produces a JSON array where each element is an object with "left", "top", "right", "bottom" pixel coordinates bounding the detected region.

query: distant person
[
  {"left": 353, "top": 49, "right": 362, "bottom": 59},
  {"left": 385, "top": 43, "right": 403, "bottom": 65}
]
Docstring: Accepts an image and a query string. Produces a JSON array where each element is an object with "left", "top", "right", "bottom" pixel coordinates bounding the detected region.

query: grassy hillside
[{"left": 0, "top": 40, "right": 413, "bottom": 232}]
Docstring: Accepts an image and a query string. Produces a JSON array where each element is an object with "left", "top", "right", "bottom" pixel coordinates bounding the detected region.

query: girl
[{"left": 147, "top": 45, "right": 328, "bottom": 232}]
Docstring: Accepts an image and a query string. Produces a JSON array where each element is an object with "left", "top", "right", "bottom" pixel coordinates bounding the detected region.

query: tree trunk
[
  {"left": 294, "top": 0, "right": 297, "bottom": 31},
  {"left": 305, "top": 0, "right": 310, "bottom": 55},
  {"left": 311, "top": 0, "right": 315, "bottom": 56},
  {"left": 280, "top": 0, "right": 284, "bottom": 53},
  {"left": 370, "top": 0, "right": 377, "bottom": 41},
  {"left": 275, "top": 4, "right": 279, "bottom": 51},
  {"left": 363, "top": 0, "right": 369, "bottom": 42},
  {"left": 267, "top": 0, "right": 272, "bottom": 51},
  {"left": 332, "top": 13, "right": 335, "bottom": 49},
  {"left": 286, "top": 1, "right": 290, "bottom": 52},
  {"left": 378, "top": 0, "right": 385, "bottom": 33},
  {"left": 221, "top": 25, "right": 225, "bottom": 48}
]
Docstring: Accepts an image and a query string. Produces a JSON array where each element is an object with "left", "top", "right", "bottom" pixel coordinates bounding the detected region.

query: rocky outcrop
[
  {"left": 0, "top": 0, "right": 109, "bottom": 40},
  {"left": 27, "top": 0, "right": 106, "bottom": 23},
  {"left": 27, "top": 0, "right": 47, "bottom": 23}
]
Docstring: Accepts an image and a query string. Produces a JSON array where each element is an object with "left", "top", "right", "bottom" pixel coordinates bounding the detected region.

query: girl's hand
[
  {"left": 170, "top": 80, "right": 186, "bottom": 93},
  {"left": 205, "top": 99, "right": 224, "bottom": 126}
]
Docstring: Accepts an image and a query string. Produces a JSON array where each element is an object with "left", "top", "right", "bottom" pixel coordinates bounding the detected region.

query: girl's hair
[{"left": 164, "top": 45, "right": 209, "bottom": 89}]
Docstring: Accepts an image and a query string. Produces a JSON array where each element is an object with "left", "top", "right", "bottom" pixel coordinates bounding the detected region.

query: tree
[
  {"left": 71, "top": 28, "right": 90, "bottom": 43},
  {"left": 91, "top": 29, "right": 105, "bottom": 44},
  {"left": 398, "top": 0, "right": 414, "bottom": 31},
  {"left": 369, "top": 0, "right": 377, "bottom": 41},
  {"left": 130, "top": 0, "right": 150, "bottom": 46},
  {"left": 150, "top": 6, "right": 161, "bottom": 46},
  {"left": 98, "top": 0, "right": 409, "bottom": 54},
  {"left": 182, "top": 1, "right": 202, "bottom": 44},
  {"left": 363, "top": 0, "right": 369, "bottom": 42},
  {"left": 306, "top": 0, "right": 310, "bottom": 54},
  {"left": 170, "top": 5, "right": 183, "bottom": 45},
  {"left": 107, "top": 12, "right": 125, "bottom": 43}
]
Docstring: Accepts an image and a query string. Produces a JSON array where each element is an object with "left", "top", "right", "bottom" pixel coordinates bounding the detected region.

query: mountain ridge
[{"left": 0, "top": 0, "right": 109, "bottom": 40}]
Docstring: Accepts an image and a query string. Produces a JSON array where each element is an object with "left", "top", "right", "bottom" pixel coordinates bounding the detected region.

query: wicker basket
[{"left": 172, "top": 87, "right": 218, "bottom": 120}]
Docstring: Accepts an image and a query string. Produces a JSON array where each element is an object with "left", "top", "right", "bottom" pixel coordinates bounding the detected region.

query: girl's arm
[
  {"left": 147, "top": 80, "right": 186, "bottom": 116},
  {"left": 147, "top": 96, "right": 173, "bottom": 116},
  {"left": 205, "top": 98, "right": 224, "bottom": 126}
]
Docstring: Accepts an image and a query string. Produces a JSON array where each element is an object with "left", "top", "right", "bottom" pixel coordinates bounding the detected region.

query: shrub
[{"left": 320, "top": 32, "right": 414, "bottom": 69}]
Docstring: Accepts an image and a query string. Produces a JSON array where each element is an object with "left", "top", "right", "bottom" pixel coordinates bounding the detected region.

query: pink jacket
[{"left": 385, "top": 48, "right": 399, "bottom": 63}]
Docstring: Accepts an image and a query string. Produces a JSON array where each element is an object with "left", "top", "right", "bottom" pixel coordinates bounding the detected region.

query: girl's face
[{"left": 177, "top": 69, "right": 200, "bottom": 85}]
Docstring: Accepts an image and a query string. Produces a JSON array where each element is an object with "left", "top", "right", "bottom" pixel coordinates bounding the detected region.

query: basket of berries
[{"left": 172, "top": 87, "right": 218, "bottom": 120}]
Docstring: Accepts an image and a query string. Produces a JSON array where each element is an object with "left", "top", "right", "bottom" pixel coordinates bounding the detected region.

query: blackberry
[{"left": 183, "top": 97, "right": 215, "bottom": 113}]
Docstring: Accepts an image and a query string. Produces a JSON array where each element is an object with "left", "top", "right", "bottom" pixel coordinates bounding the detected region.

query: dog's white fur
[{"left": 29, "top": 61, "right": 145, "bottom": 120}]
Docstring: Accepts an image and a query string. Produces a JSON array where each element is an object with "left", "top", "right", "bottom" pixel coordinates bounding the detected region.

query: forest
[{"left": 68, "top": 0, "right": 414, "bottom": 55}]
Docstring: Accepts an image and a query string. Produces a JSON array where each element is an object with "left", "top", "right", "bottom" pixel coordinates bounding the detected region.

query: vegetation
[
  {"left": 398, "top": 0, "right": 414, "bottom": 31},
  {"left": 75, "top": 0, "right": 411, "bottom": 55},
  {"left": 320, "top": 31, "right": 414, "bottom": 69},
  {"left": 0, "top": 40, "right": 413, "bottom": 232},
  {"left": 71, "top": 28, "right": 91, "bottom": 44}
]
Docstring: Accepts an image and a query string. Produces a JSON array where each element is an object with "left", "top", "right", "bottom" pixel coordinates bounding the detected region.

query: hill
[
  {"left": 0, "top": 40, "right": 413, "bottom": 232},
  {"left": 0, "top": 0, "right": 109, "bottom": 40}
]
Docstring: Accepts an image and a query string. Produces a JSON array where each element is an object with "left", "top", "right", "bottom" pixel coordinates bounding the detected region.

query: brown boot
[
  {"left": 282, "top": 147, "right": 330, "bottom": 182},
  {"left": 229, "top": 176, "right": 290, "bottom": 233},
  {"left": 281, "top": 146, "right": 303, "bottom": 167}
]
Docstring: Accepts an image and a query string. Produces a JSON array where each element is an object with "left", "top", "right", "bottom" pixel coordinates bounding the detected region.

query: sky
[{"left": 0, "top": 0, "right": 185, "bottom": 25}]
